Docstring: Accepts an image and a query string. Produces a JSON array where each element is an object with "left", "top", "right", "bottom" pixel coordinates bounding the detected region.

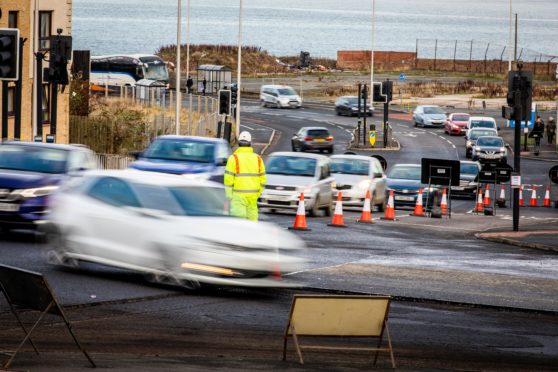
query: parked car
[
  {"left": 444, "top": 113, "right": 471, "bottom": 135},
  {"left": 330, "top": 154, "right": 386, "bottom": 211},
  {"left": 471, "top": 136, "right": 508, "bottom": 164},
  {"left": 258, "top": 152, "right": 333, "bottom": 216},
  {"left": 43, "top": 170, "right": 306, "bottom": 288},
  {"left": 291, "top": 127, "right": 334, "bottom": 154},
  {"left": 0, "top": 141, "right": 97, "bottom": 231},
  {"left": 260, "top": 85, "right": 302, "bottom": 108},
  {"left": 129, "top": 136, "right": 231, "bottom": 183},
  {"left": 385, "top": 164, "right": 439, "bottom": 209},
  {"left": 451, "top": 161, "right": 481, "bottom": 198},
  {"left": 334, "top": 96, "right": 373, "bottom": 117},
  {"left": 467, "top": 116, "right": 498, "bottom": 132},
  {"left": 413, "top": 105, "right": 446, "bottom": 127},
  {"left": 464, "top": 128, "right": 498, "bottom": 158}
]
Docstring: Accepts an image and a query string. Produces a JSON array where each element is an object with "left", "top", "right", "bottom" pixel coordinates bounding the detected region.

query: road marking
[{"left": 240, "top": 124, "right": 254, "bottom": 130}]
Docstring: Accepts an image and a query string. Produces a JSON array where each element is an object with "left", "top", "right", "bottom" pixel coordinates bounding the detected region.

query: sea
[{"left": 72, "top": 0, "right": 558, "bottom": 60}]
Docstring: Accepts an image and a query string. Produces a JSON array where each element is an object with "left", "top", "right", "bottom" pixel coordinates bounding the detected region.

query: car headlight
[
  {"left": 466, "top": 141, "right": 472, "bottom": 147},
  {"left": 474, "top": 146, "right": 481, "bottom": 151},
  {"left": 424, "top": 187, "right": 436, "bottom": 193},
  {"left": 12, "top": 186, "right": 58, "bottom": 198},
  {"left": 358, "top": 179, "right": 371, "bottom": 189},
  {"left": 499, "top": 147, "right": 506, "bottom": 152},
  {"left": 331, "top": 181, "right": 337, "bottom": 189},
  {"left": 303, "top": 186, "right": 313, "bottom": 194}
]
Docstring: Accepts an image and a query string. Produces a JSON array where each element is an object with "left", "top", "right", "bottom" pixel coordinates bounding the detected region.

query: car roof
[
  {"left": 460, "top": 160, "right": 481, "bottom": 165},
  {"left": 154, "top": 135, "right": 226, "bottom": 144},
  {"left": 268, "top": 151, "right": 329, "bottom": 160},
  {"left": 83, "top": 169, "right": 222, "bottom": 188},
  {"left": 476, "top": 136, "right": 502, "bottom": 141},
  {"left": 469, "top": 127, "right": 497, "bottom": 133},
  {"left": 261, "top": 85, "right": 293, "bottom": 89},
  {"left": 469, "top": 116, "right": 496, "bottom": 121},
  {"left": 338, "top": 96, "right": 357, "bottom": 99},
  {"left": 450, "top": 112, "right": 470, "bottom": 116},
  {"left": 391, "top": 163, "right": 420, "bottom": 168},
  {"left": 417, "top": 105, "right": 442, "bottom": 108},
  {"left": 331, "top": 154, "right": 373, "bottom": 162},
  {"left": 0, "top": 141, "right": 88, "bottom": 151},
  {"left": 301, "top": 127, "right": 330, "bottom": 131}
]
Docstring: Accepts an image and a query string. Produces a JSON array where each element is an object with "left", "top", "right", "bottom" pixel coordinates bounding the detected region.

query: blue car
[
  {"left": 129, "top": 136, "right": 231, "bottom": 183},
  {"left": 385, "top": 164, "right": 439, "bottom": 209},
  {"left": 0, "top": 142, "right": 97, "bottom": 230}
]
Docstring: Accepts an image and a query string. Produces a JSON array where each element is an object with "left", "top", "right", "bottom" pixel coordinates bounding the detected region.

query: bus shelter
[{"left": 196, "top": 65, "right": 232, "bottom": 95}]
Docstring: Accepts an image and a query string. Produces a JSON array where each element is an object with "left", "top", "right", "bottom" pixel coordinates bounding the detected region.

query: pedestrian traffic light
[
  {"left": 360, "top": 84, "right": 368, "bottom": 100},
  {"left": 0, "top": 28, "right": 20, "bottom": 81},
  {"left": 218, "top": 89, "right": 231, "bottom": 116},
  {"left": 231, "top": 83, "right": 238, "bottom": 105}
]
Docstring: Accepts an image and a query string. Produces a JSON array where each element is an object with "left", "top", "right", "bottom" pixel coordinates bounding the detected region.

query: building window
[
  {"left": 42, "top": 84, "right": 50, "bottom": 123},
  {"left": 39, "top": 11, "right": 52, "bottom": 51},
  {"left": 7, "top": 87, "right": 15, "bottom": 116},
  {"left": 8, "top": 11, "right": 18, "bottom": 29}
]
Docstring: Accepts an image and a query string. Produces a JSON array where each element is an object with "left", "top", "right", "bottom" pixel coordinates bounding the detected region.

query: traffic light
[
  {"left": 506, "top": 69, "right": 532, "bottom": 122},
  {"left": 230, "top": 83, "right": 238, "bottom": 105},
  {"left": 47, "top": 34, "right": 72, "bottom": 85},
  {"left": 360, "top": 84, "right": 368, "bottom": 100},
  {"left": 0, "top": 28, "right": 20, "bottom": 81},
  {"left": 372, "top": 82, "right": 386, "bottom": 102},
  {"left": 382, "top": 80, "right": 393, "bottom": 102},
  {"left": 218, "top": 89, "right": 231, "bottom": 115}
]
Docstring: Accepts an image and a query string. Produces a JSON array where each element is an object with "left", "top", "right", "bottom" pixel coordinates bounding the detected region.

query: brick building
[{"left": 0, "top": 0, "right": 71, "bottom": 143}]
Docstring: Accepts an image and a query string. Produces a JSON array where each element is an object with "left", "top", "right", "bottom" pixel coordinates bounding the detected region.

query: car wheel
[
  {"left": 327, "top": 147, "right": 334, "bottom": 154},
  {"left": 309, "top": 196, "right": 320, "bottom": 217},
  {"left": 322, "top": 202, "right": 332, "bottom": 217},
  {"left": 291, "top": 141, "right": 297, "bottom": 152},
  {"left": 414, "top": 121, "right": 418, "bottom": 127},
  {"left": 465, "top": 150, "right": 471, "bottom": 159},
  {"left": 44, "top": 226, "right": 79, "bottom": 269},
  {"left": 472, "top": 156, "right": 478, "bottom": 161},
  {"left": 260, "top": 100, "right": 266, "bottom": 108},
  {"left": 377, "top": 193, "right": 386, "bottom": 213}
]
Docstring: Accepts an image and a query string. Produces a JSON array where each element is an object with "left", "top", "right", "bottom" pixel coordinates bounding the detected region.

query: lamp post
[
  {"left": 236, "top": 0, "right": 243, "bottom": 140},
  {"left": 186, "top": 0, "right": 192, "bottom": 134},
  {"left": 508, "top": 0, "right": 513, "bottom": 71},
  {"left": 370, "top": 0, "right": 376, "bottom": 102},
  {"left": 175, "top": 0, "right": 182, "bottom": 135}
]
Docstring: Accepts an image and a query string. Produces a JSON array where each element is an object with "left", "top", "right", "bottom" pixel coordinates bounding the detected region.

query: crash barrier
[
  {"left": 96, "top": 153, "right": 133, "bottom": 170},
  {"left": 282, "top": 295, "right": 395, "bottom": 368},
  {"left": 0, "top": 265, "right": 96, "bottom": 369}
]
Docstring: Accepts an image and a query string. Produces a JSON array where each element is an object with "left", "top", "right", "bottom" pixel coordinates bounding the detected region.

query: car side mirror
[
  {"left": 497, "top": 126, "right": 501, "bottom": 131},
  {"left": 373, "top": 172, "right": 383, "bottom": 178},
  {"left": 129, "top": 150, "right": 142, "bottom": 160},
  {"left": 216, "top": 158, "right": 227, "bottom": 166}
]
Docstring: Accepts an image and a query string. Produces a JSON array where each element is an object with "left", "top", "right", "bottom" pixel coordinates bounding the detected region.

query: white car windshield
[
  {"left": 331, "top": 159, "right": 369, "bottom": 175},
  {"left": 266, "top": 156, "right": 316, "bottom": 177},
  {"left": 278, "top": 88, "right": 297, "bottom": 96},
  {"left": 470, "top": 121, "right": 495, "bottom": 128},
  {"left": 423, "top": 107, "right": 444, "bottom": 115}
]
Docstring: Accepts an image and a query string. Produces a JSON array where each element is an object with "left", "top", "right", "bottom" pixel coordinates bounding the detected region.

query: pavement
[{"left": 476, "top": 223, "right": 558, "bottom": 253}]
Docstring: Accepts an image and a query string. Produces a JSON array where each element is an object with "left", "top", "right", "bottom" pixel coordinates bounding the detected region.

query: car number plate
[
  {"left": 268, "top": 195, "right": 291, "bottom": 202},
  {"left": 452, "top": 186, "right": 465, "bottom": 191},
  {"left": 315, "top": 139, "right": 325, "bottom": 142},
  {"left": 394, "top": 196, "right": 414, "bottom": 201},
  {"left": 0, "top": 203, "right": 19, "bottom": 212}
]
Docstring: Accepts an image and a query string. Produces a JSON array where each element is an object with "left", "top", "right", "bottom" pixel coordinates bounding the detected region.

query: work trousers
[{"left": 230, "top": 195, "right": 259, "bottom": 221}]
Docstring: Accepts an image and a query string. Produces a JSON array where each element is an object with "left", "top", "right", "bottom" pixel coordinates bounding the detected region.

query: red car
[{"left": 444, "top": 113, "right": 470, "bottom": 135}]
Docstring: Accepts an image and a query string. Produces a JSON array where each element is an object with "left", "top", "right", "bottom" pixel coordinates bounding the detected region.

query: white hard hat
[{"left": 239, "top": 131, "right": 252, "bottom": 143}]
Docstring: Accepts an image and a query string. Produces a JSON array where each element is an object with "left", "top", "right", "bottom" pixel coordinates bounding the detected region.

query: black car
[
  {"left": 334, "top": 96, "right": 373, "bottom": 117},
  {"left": 451, "top": 161, "right": 481, "bottom": 199},
  {"left": 291, "top": 127, "right": 334, "bottom": 154}
]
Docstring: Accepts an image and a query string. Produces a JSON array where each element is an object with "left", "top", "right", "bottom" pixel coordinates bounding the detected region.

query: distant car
[
  {"left": 472, "top": 136, "right": 508, "bottom": 164},
  {"left": 0, "top": 141, "right": 97, "bottom": 231},
  {"left": 291, "top": 127, "right": 334, "bottom": 154},
  {"left": 451, "top": 161, "right": 481, "bottom": 198},
  {"left": 260, "top": 85, "right": 302, "bottom": 108},
  {"left": 258, "top": 152, "right": 334, "bottom": 216},
  {"left": 43, "top": 170, "right": 306, "bottom": 288},
  {"left": 413, "top": 105, "right": 446, "bottom": 127},
  {"left": 330, "top": 154, "right": 386, "bottom": 211},
  {"left": 467, "top": 116, "right": 498, "bottom": 132},
  {"left": 464, "top": 128, "right": 498, "bottom": 158},
  {"left": 334, "top": 96, "right": 373, "bottom": 117},
  {"left": 444, "top": 113, "right": 470, "bottom": 135},
  {"left": 385, "top": 164, "right": 439, "bottom": 209},
  {"left": 129, "top": 136, "right": 231, "bottom": 182}
]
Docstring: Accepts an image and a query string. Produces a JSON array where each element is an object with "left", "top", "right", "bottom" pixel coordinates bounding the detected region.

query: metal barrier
[{"left": 96, "top": 154, "right": 133, "bottom": 170}]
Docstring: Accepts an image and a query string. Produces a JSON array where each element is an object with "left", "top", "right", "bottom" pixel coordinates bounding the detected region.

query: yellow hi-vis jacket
[{"left": 224, "top": 147, "right": 266, "bottom": 199}]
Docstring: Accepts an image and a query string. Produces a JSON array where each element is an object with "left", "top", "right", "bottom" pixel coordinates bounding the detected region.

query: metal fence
[{"left": 96, "top": 153, "right": 133, "bottom": 169}]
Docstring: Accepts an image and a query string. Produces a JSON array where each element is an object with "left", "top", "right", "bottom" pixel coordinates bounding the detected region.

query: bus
[{"left": 90, "top": 54, "right": 170, "bottom": 87}]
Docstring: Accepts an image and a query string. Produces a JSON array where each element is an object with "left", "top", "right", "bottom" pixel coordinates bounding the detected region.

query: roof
[
  {"left": 267, "top": 151, "right": 330, "bottom": 160},
  {"left": 0, "top": 141, "right": 88, "bottom": 152},
  {"left": 154, "top": 135, "right": 228, "bottom": 144},
  {"left": 197, "top": 65, "right": 232, "bottom": 71},
  {"left": 331, "top": 154, "right": 375, "bottom": 162},
  {"left": 301, "top": 127, "right": 330, "bottom": 131},
  {"left": 83, "top": 169, "right": 222, "bottom": 188},
  {"left": 469, "top": 116, "right": 496, "bottom": 121}
]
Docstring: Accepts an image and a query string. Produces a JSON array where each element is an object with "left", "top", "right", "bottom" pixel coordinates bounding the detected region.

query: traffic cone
[
  {"left": 440, "top": 187, "right": 448, "bottom": 215},
  {"left": 381, "top": 190, "right": 397, "bottom": 221},
  {"left": 530, "top": 185, "right": 538, "bottom": 207},
  {"left": 288, "top": 193, "right": 311, "bottom": 231},
  {"left": 474, "top": 191, "right": 484, "bottom": 213},
  {"left": 496, "top": 184, "right": 506, "bottom": 208},
  {"left": 328, "top": 192, "right": 347, "bottom": 227},
  {"left": 411, "top": 188, "right": 425, "bottom": 217},
  {"left": 519, "top": 185, "right": 524, "bottom": 207},
  {"left": 543, "top": 185, "right": 551, "bottom": 207},
  {"left": 357, "top": 190, "right": 373, "bottom": 223},
  {"left": 483, "top": 184, "right": 491, "bottom": 206}
]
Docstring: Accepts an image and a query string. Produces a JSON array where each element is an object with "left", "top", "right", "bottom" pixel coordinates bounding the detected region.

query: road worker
[{"left": 224, "top": 131, "right": 266, "bottom": 221}]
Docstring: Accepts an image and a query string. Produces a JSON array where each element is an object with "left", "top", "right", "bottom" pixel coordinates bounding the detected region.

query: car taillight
[
  {"left": 326, "top": 136, "right": 333, "bottom": 141},
  {"left": 304, "top": 137, "right": 313, "bottom": 141}
]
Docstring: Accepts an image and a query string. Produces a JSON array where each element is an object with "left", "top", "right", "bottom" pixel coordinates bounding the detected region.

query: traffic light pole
[
  {"left": 1, "top": 81, "right": 7, "bottom": 141},
  {"left": 14, "top": 38, "right": 25, "bottom": 140},
  {"left": 36, "top": 52, "right": 45, "bottom": 139},
  {"left": 362, "top": 84, "right": 368, "bottom": 147},
  {"left": 50, "top": 83, "right": 58, "bottom": 137},
  {"left": 512, "top": 87, "right": 522, "bottom": 232},
  {"left": 383, "top": 102, "right": 388, "bottom": 148}
]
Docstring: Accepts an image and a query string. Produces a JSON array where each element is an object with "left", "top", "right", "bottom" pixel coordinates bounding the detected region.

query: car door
[
  {"left": 414, "top": 107, "right": 423, "bottom": 123},
  {"left": 370, "top": 159, "right": 386, "bottom": 202},
  {"left": 317, "top": 161, "right": 333, "bottom": 206},
  {"left": 293, "top": 128, "right": 305, "bottom": 149}
]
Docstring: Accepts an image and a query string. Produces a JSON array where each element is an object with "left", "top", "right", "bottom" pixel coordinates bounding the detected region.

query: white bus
[{"left": 90, "top": 54, "right": 170, "bottom": 87}]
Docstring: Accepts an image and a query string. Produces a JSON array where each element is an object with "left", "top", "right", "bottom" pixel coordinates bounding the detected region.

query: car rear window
[
  {"left": 307, "top": 130, "right": 330, "bottom": 137},
  {"left": 470, "top": 130, "right": 497, "bottom": 140},
  {"left": 453, "top": 115, "right": 470, "bottom": 121},
  {"left": 460, "top": 163, "right": 480, "bottom": 175},
  {"left": 424, "top": 107, "right": 444, "bottom": 114},
  {"left": 470, "top": 121, "right": 495, "bottom": 128}
]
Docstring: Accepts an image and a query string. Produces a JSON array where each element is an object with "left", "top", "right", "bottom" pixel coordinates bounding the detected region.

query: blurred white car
[
  {"left": 258, "top": 152, "right": 334, "bottom": 216},
  {"left": 330, "top": 154, "right": 387, "bottom": 211},
  {"left": 43, "top": 170, "right": 306, "bottom": 288}
]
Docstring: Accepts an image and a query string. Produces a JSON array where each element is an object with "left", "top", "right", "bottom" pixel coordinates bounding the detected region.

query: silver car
[
  {"left": 258, "top": 152, "right": 334, "bottom": 216},
  {"left": 413, "top": 105, "right": 446, "bottom": 127},
  {"left": 471, "top": 136, "right": 508, "bottom": 164},
  {"left": 330, "top": 154, "right": 386, "bottom": 211}
]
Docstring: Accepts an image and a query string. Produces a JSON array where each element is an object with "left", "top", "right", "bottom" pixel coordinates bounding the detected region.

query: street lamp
[
  {"left": 370, "top": 0, "right": 376, "bottom": 103},
  {"left": 175, "top": 0, "right": 182, "bottom": 135},
  {"left": 508, "top": 0, "right": 512, "bottom": 71},
  {"left": 236, "top": 0, "right": 243, "bottom": 140},
  {"left": 186, "top": 0, "right": 192, "bottom": 134}
]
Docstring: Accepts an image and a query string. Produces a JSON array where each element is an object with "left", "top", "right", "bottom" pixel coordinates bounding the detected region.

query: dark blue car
[
  {"left": 129, "top": 136, "right": 231, "bottom": 183},
  {"left": 0, "top": 142, "right": 97, "bottom": 230},
  {"left": 385, "top": 164, "right": 439, "bottom": 209}
]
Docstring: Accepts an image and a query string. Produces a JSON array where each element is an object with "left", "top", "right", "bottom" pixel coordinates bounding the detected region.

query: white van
[
  {"left": 260, "top": 85, "right": 302, "bottom": 108},
  {"left": 466, "top": 116, "right": 498, "bottom": 132}
]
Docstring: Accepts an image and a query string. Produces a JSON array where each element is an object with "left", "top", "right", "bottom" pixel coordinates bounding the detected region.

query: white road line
[{"left": 240, "top": 124, "right": 254, "bottom": 130}]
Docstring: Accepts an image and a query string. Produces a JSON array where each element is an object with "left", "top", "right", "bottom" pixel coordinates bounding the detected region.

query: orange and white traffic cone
[
  {"left": 288, "top": 193, "right": 310, "bottom": 231},
  {"left": 543, "top": 185, "right": 551, "bottom": 207},
  {"left": 411, "top": 187, "right": 425, "bottom": 217},
  {"left": 357, "top": 190, "right": 373, "bottom": 224},
  {"left": 496, "top": 184, "right": 507, "bottom": 208},
  {"left": 474, "top": 191, "right": 484, "bottom": 213},
  {"left": 440, "top": 187, "right": 448, "bottom": 215},
  {"left": 328, "top": 192, "right": 347, "bottom": 227},
  {"left": 483, "top": 184, "right": 491, "bottom": 206},
  {"left": 519, "top": 185, "right": 524, "bottom": 207},
  {"left": 530, "top": 185, "right": 538, "bottom": 207},
  {"left": 381, "top": 190, "right": 397, "bottom": 221}
]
